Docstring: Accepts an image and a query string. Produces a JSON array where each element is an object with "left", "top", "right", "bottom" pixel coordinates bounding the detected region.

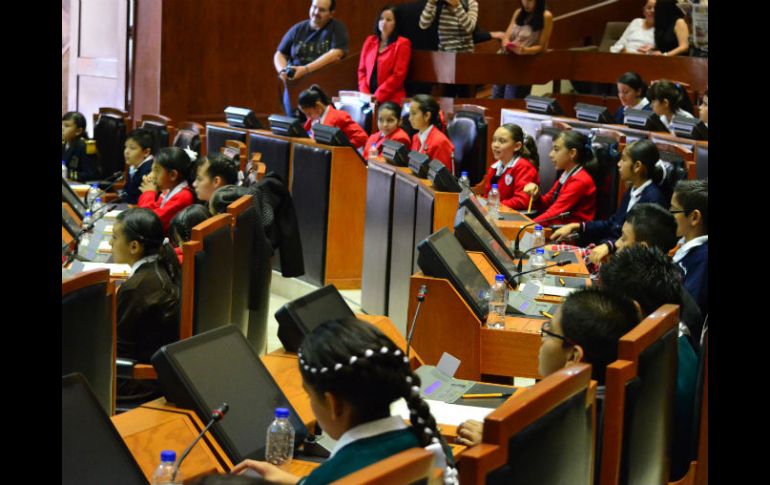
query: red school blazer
[
  {"left": 363, "top": 127, "right": 412, "bottom": 157},
  {"left": 137, "top": 186, "right": 195, "bottom": 233},
  {"left": 483, "top": 157, "right": 540, "bottom": 210},
  {"left": 358, "top": 35, "right": 412, "bottom": 104},
  {"left": 304, "top": 105, "right": 369, "bottom": 150},
  {"left": 534, "top": 167, "right": 596, "bottom": 225},
  {"left": 411, "top": 126, "right": 455, "bottom": 173}
]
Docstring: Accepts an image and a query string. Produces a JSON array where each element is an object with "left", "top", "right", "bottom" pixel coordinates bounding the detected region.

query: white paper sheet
[
  {"left": 390, "top": 398, "right": 494, "bottom": 427},
  {"left": 80, "top": 262, "right": 131, "bottom": 276}
]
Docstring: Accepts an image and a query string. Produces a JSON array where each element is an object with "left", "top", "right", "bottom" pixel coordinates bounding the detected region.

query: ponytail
[
  {"left": 500, "top": 123, "right": 540, "bottom": 170},
  {"left": 626, "top": 139, "right": 663, "bottom": 185},
  {"left": 411, "top": 94, "right": 444, "bottom": 132},
  {"left": 298, "top": 84, "right": 331, "bottom": 109},
  {"left": 117, "top": 208, "right": 181, "bottom": 290}
]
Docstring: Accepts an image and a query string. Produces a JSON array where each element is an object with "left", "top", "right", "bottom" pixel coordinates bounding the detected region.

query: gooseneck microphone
[
  {"left": 512, "top": 212, "right": 571, "bottom": 258},
  {"left": 506, "top": 259, "right": 570, "bottom": 287},
  {"left": 171, "top": 403, "right": 229, "bottom": 481},
  {"left": 515, "top": 233, "right": 578, "bottom": 273},
  {"left": 406, "top": 284, "right": 428, "bottom": 359}
]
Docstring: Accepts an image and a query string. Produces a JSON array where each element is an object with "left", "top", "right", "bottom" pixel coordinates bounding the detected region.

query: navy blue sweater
[
  {"left": 583, "top": 182, "right": 666, "bottom": 244},
  {"left": 122, "top": 158, "right": 154, "bottom": 205},
  {"left": 679, "top": 242, "right": 708, "bottom": 316}
]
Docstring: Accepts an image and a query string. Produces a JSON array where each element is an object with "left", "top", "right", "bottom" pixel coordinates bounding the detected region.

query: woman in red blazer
[
  {"left": 358, "top": 6, "right": 412, "bottom": 104},
  {"left": 300, "top": 85, "right": 369, "bottom": 150},
  {"left": 524, "top": 131, "right": 596, "bottom": 225},
  {"left": 408, "top": 94, "right": 455, "bottom": 172},
  {"left": 483, "top": 123, "right": 540, "bottom": 210},
  {"left": 363, "top": 101, "right": 412, "bottom": 157}
]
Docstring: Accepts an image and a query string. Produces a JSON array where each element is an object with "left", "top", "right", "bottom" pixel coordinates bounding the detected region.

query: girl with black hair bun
[
  {"left": 408, "top": 94, "right": 455, "bottom": 173},
  {"left": 231, "top": 317, "right": 457, "bottom": 485},
  {"left": 298, "top": 85, "right": 369, "bottom": 150},
  {"left": 138, "top": 146, "right": 196, "bottom": 232},
  {"left": 523, "top": 130, "right": 597, "bottom": 225},
  {"left": 362, "top": 101, "right": 412, "bottom": 158},
  {"left": 110, "top": 208, "right": 181, "bottom": 364},
  {"left": 168, "top": 204, "right": 211, "bottom": 264}
]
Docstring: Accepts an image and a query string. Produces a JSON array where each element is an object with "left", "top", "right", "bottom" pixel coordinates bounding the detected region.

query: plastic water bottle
[
  {"left": 369, "top": 143, "right": 379, "bottom": 160},
  {"left": 533, "top": 224, "right": 545, "bottom": 248},
  {"left": 486, "top": 274, "right": 507, "bottom": 329},
  {"left": 93, "top": 197, "right": 104, "bottom": 212},
  {"left": 78, "top": 211, "right": 94, "bottom": 258},
  {"left": 266, "top": 407, "right": 295, "bottom": 466},
  {"left": 87, "top": 184, "right": 100, "bottom": 208},
  {"left": 458, "top": 171, "right": 471, "bottom": 197},
  {"left": 530, "top": 248, "right": 547, "bottom": 294},
  {"left": 487, "top": 184, "right": 500, "bottom": 223},
  {"left": 62, "top": 160, "right": 68, "bottom": 180},
  {"left": 151, "top": 450, "right": 182, "bottom": 485}
]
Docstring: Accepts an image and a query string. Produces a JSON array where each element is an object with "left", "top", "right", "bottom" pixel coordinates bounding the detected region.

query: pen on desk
[
  {"left": 462, "top": 393, "right": 513, "bottom": 399},
  {"left": 541, "top": 311, "right": 554, "bottom": 319},
  {"left": 527, "top": 195, "right": 533, "bottom": 212},
  {"left": 559, "top": 277, "right": 566, "bottom": 286},
  {"left": 553, "top": 251, "right": 560, "bottom": 257}
]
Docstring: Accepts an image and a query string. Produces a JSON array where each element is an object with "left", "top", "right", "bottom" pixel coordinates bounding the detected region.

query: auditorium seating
[
  {"left": 220, "top": 139, "right": 248, "bottom": 174},
  {"left": 331, "top": 448, "right": 440, "bottom": 485},
  {"left": 93, "top": 107, "right": 131, "bottom": 179},
  {"left": 173, "top": 121, "right": 205, "bottom": 160},
  {"left": 333, "top": 90, "right": 375, "bottom": 134},
  {"left": 447, "top": 104, "right": 490, "bottom": 183},
  {"left": 535, "top": 119, "right": 572, "bottom": 192},
  {"left": 139, "top": 113, "right": 173, "bottom": 154}
]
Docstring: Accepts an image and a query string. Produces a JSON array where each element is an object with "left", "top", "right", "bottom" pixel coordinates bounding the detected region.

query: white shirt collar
[
  {"left": 493, "top": 156, "right": 520, "bottom": 176},
  {"left": 130, "top": 156, "right": 154, "bottom": 176},
  {"left": 558, "top": 165, "right": 582, "bottom": 184},
  {"left": 330, "top": 415, "right": 407, "bottom": 458},
  {"left": 319, "top": 105, "right": 332, "bottom": 125},
  {"left": 672, "top": 235, "right": 708, "bottom": 263},
  {"left": 418, "top": 125, "right": 434, "bottom": 150},
  {"left": 129, "top": 254, "right": 159, "bottom": 276},
  {"left": 627, "top": 179, "right": 653, "bottom": 212},
  {"left": 631, "top": 98, "right": 649, "bottom": 110},
  {"left": 160, "top": 181, "right": 189, "bottom": 208}
]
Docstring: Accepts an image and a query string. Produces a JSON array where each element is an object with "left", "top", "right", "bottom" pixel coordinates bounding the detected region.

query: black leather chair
[
  {"left": 589, "top": 128, "right": 625, "bottom": 220},
  {"left": 535, "top": 120, "right": 572, "bottom": 193},
  {"left": 62, "top": 269, "right": 115, "bottom": 415},
  {"left": 93, "top": 107, "right": 130, "bottom": 178},
  {"left": 334, "top": 91, "right": 375, "bottom": 134},
  {"left": 140, "top": 114, "right": 172, "bottom": 154},
  {"left": 206, "top": 124, "right": 247, "bottom": 156},
  {"left": 173, "top": 121, "right": 204, "bottom": 161},
  {"left": 447, "top": 106, "right": 489, "bottom": 182},
  {"left": 655, "top": 143, "right": 692, "bottom": 204},
  {"left": 695, "top": 143, "right": 708, "bottom": 180},
  {"left": 248, "top": 132, "right": 291, "bottom": 185}
]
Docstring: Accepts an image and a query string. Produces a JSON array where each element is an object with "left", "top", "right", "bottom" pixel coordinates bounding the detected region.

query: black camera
[{"left": 284, "top": 66, "right": 296, "bottom": 79}]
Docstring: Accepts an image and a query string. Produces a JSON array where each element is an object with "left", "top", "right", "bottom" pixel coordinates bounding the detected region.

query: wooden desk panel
[{"left": 260, "top": 354, "right": 315, "bottom": 430}]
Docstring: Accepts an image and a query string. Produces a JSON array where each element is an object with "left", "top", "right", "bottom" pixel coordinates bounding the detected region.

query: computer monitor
[
  {"left": 268, "top": 114, "right": 309, "bottom": 138},
  {"left": 381, "top": 139, "right": 410, "bottom": 167},
  {"left": 62, "top": 177, "right": 87, "bottom": 219},
  {"left": 458, "top": 192, "right": 515, "bottom": 259},
  {"left": 427, "top": 160, "right": 461, "bottom": 192},
  {"left": 453, "top": 207, "right": 519, "bottom": 283},
  {"left": 62, "top": 373, "right": 149, "bottom": 485},
  {"left": 416, "top": 227, "right": 490, "bottom": 321},
  {"left": 525, "top": 95, "right": 564, "bottom": 116},
  {"left": 62, "top": 209, "right": 79, "bottom": 239},
  {"left": 225, "top": 106, "right": 262, "bottom": 129},
  {"left": 671, "top": 115, "right": 708, "bottom": 140},
  {"left": 152, "top": 325, "right": 309, "bottom": 464},
  {"left": 575, "top": 103, "right": 612, "bottom": 124},
  {"left": 624, "top": 109, "right": 669, "bottom": 133},
  {"left": 408, "top": 151, "right": 431, "bottom": 178},
  {"left": 274, "top": 285, "right": 355, "bottom": 352},
  {"left": 312, "top": 125, "right": 367, "bottom": 163}
]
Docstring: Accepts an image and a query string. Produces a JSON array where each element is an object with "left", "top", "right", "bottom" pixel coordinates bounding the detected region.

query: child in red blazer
[
  {"left": 358, "top": 6, "right": 412, "bottom": 104},
  {"left": 138, "top": 147, "right": 196, "bottom": 233},
  {"left": 300, "top": 85, "right": 369, "bottom": 150},
  {"left": 408, "top": 94, "right": 455, "bottom": 173},
  {"left": 483, "top": 123, "right": 540, "bottom": 210},
  {"left": 524, "top": 131, "right": 596, "bottom": 225},
  {"left": 363, "top": 101, "right": 412, "bottom": 157}
]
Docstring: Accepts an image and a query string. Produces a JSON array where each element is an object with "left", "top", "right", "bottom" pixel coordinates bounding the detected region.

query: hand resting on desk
[
  {"left": 455, "top": 419, "right": 484, "bottom": 447},
  {"left": 231, "top": 460, "right": 300, "bottom": 485}
]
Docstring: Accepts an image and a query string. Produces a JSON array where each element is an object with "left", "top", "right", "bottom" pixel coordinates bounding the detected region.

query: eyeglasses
[
  {"left": 540, "top": 321, "right": 575, "bottom": 345},
  {"left": 669, "top": 208, "right": 689, "bottom": 215}
]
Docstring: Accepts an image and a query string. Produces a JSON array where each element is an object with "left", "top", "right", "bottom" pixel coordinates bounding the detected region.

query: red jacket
[
  {"left": 304, "top": 105, "right": 369, "bottom": 150},
  {"left": 137, "top": 185, "right": 195, "bottom": 233},
  {"left": 411, "top": 126, "right": 455, "bottom": 173},
  {"left": 363, "top": 127, "right": 412, "bottom": 157},
  {"left": 358, "top": 35, "right": 412, "bottom": 104},
  {"left": 484, "top": 157, "right": 540, "bottom": 210},
  {"left": 535, "top": 167, "right": 596, "bottom": 225}
]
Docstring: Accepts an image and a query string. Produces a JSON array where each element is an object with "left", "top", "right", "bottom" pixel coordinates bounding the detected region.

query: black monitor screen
[
  {"left": 152, "top": 325, "right": 308, "bottom": 464},
  {"left": 458, "top": 192, "right": 515, "bottom": 259},
  {"left": 417, "top": 227, "right": 490, "bottom": 320},
  {"left": 454, "top": 207, "right": 518, "bottom": 282},
  {"left": 624, "top": 109, "right": 668, "bottom": 133},
  {"left": 62, "top": 373, "right": 149, "bottom": 485},
  {"left": 62, "top": 177, "right": 87, "bottom": 219},
  {"left": 268, "top": 114, "right": 309, "bottom": 138},
  {"left": 275, "top": 285, "right": 355, "bottom": 352},
  {"left": 381, "top": 139, "right": 409, "bottom": 167},
  {"left": 62, "top": 206, "right": 80, "bottom": 238},
  {"left": 312, "top": 124, "right": 349, "bottom": 147}
]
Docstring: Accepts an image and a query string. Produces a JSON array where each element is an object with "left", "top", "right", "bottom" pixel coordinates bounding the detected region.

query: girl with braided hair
[{"left": 231, "top": 317, "right": 457, "bottom": 484}]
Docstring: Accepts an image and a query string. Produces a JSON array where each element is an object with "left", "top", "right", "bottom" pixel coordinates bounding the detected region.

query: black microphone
[
  {"left": 406, "top": 284, "right": 428, "bottom": 359},
  {"left": 515, "top": 233, "right": 578, "bottom": 273},
  {"left": 172, "top": 403, "right": 229, "bottom": 482},
  {"left": 506, "top": 259, "right": 570, "bottom": 287},
  {"left": 87, "top": 173, "right": 126, "bottom": 210},
  {"left": 84, "top": 172, "right": 121, "bottom": 207},
  {"left": 79, "top": 204, "right": 118, "bottom": 236},
  {"left": 512, "top": 212, "right": 571, "bottom": 258}
]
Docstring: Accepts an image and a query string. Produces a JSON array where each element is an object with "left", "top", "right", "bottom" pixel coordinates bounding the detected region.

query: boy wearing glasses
[
  {"left": 670, "top": 179, "right": 708, "bottom": 316},
  {"left": 456, "top": 287, "right": 640, "bottom": 447}
]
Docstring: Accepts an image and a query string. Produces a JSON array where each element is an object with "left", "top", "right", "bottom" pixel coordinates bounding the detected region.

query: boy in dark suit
[
  {"left": 121, "top": 128, "right": 155, "bottom": 204},
  {"left": 670, "top": 179, "right": 708, "bottom": 317}
]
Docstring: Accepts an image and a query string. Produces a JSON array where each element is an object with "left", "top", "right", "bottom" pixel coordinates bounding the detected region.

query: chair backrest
[
  {"left": 654, "top": 142, "right": 694, "bottom": 203},
  {"left": 331, "top": 447, "right": 440, "bottom": 485},
  {"left": 400, "top": 100, "right": 416, "bottom": 139},
  {"left": 693, "top": 327, "right": 708, "bottom": 485},
  {"left": 93, "top": 107, "right": 130, "bottom": 178},
  {"left": 334, "top": 90, "right": 376, "bottom": 134},
  {"left": 459, "top": 364, "right": 595, "bottom": 485},
  {"left": 173, "top": 121, "right": 205, "bottom": 160},
  {"left": 600, "top": 304, "right": 679, "bottom": 485},
  {"left": 62, "top": 269, "right": 116, "bottom": 415},
  {"left": 448, "top": 107, "right": 489, "bottom": 183},
  {"left": 206, "top": 124, "right": 247, "bottom": 156},
  {"left": 140, "top": 113, "right": 173, "bottom": 154},
  {"left": 599, "top": 21, "right": 631, "bottom": 52},
  {"left": 535, "top": 120, "right": 572, "bottom": 192},
  {"left": 589, "top": 128, "right": 626, "bottom": 219},
  {"left": 180, "top": 214, "right": 234, "bottom": 339}
]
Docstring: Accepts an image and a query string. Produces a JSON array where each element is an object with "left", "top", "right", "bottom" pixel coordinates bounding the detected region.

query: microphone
[
  {"left": 171, "top": 403, "right": 229, "bottom": 482},
  {"left": 84, "top": 172, "right": 122, "bottom": 207},
  {"left": 515, "top": 233, "right": 578, "bottom": 273},
  {"left": 512, "top": 212, "right": 571, "bottom": 258},
  {"left": 87, "top": 173, "right": 126, "bottom": 210},
  {"left": 79, "top": 204, "right": 118, "bottom": 235},
  {"left": 506, "top": 259, "right": 570, "bottom": 287},
  {"left": 406, "top": 284, "right": 428, "bottom": 359}
]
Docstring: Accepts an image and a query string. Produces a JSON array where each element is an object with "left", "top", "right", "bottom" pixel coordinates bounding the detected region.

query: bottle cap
[
  {"left": 85, "top": 211, "right": 93, "bottom": 217},
  {"left": 275, "top": 407, "right": 290, "bottom": 418},
  {"left": 160, "top": 450, "right": 176, "bottom": 462},
  {"left": 535, "top": 248, "right": 545, "bottom": 255},
  {"left": 495, "top": 274, "right": 506, "bottom": 283},
  {"left": 91, "top": 183, "right": 98, "bottom": 188},
  {"left": 491, "top": 184, "right": 498, "bottom": 189},
  {"left": 461, "top": 171, "right": 468, "bottom": 177},
  {"left": 534, "top": 225, "right": 543, "bottom": 231}
]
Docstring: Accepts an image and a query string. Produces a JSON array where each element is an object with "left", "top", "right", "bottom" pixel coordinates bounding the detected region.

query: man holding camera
[{"left": 274, "top": 0, "right": 349, "bottom": 114}]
